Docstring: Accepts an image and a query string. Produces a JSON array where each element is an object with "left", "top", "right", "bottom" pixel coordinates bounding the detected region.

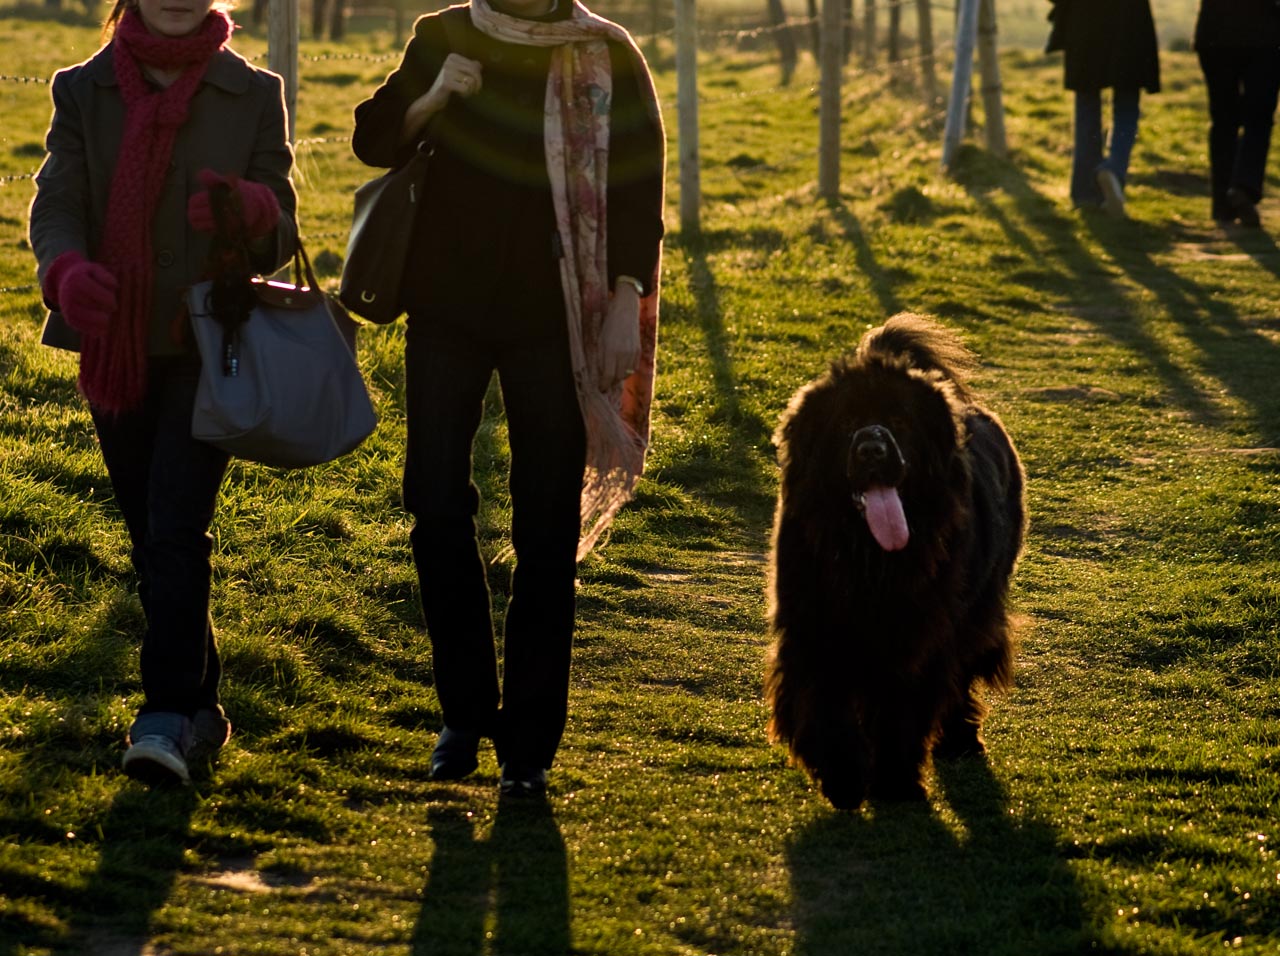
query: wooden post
[
  {"left": 888, "top": 0, "right": 900, "bottom": 63},
  {"left": 862, "top": 0, "right": 875, "bottom": 67},
  {"left": 940, "top": 0, "right": 978, "bottom": 170},
  {"left": 268, "top": 0, "right": 299, "bottom": 144},
  {"left": 767, "top": 0, "right": 798, "bottom": 85},
  {"left": 976, "top": 0, "right": 1006, "bottom": 157},
  {"left": 818, "top": 0, "right": 843, "bottom": 200},
  {"left": 916, "top": 0, "right": 937, "bottom": 106},
  {"left": 675, "top": 0, "right": 700, "bottom": 234}
]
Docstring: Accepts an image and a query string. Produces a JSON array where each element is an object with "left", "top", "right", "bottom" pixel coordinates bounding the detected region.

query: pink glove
[
  {"left": 42, "top": 251, "right": 117, "bottom": 337},
  {"left": 187, "top": 168, "right": 280, "bottom": 239}
]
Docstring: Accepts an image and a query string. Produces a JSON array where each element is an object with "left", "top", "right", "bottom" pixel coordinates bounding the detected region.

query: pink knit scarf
[
  {"left": 80, "top": 8, "right": 232, "bottom": 414},
  {"left": 469, "top": 0, "right": 665, "bottom": 558}
]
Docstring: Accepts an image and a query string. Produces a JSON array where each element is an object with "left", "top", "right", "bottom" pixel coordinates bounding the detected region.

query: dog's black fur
[{"left": 765, "top": 314, "right": 1026, "bottom": 810}]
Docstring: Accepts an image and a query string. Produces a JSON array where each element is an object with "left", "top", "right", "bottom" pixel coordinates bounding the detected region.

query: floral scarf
[{"left": 469, "top": 0, "right": 664, "bottom": 559}]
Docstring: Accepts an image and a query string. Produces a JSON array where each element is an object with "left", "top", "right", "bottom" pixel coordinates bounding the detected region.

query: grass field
[{"left": 2, "top": 9, "right": 1279, "bottom": 956}]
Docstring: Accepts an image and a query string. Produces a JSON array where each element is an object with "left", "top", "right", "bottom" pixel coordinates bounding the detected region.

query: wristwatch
[{"left": 615, "top": 275, "right": 644, "bottom": 295}]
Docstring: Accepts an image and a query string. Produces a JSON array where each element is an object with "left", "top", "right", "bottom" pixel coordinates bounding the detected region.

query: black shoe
[
  {"left": 429, "top": 727, "right": 480, "bottom": 781},
  {"left": 1227, "top": 186, "right": 1261, "bottom": 228},
  {"left": 499, "top": 763, "right": 548, "bottom": 798}
]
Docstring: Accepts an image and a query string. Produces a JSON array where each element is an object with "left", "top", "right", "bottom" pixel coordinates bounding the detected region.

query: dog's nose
[{"left": 852, "top": 425, "right": 890, "bottom": 461}]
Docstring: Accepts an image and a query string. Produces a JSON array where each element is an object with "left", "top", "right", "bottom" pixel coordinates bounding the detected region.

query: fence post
[
  {"left": 976, "top": 0, "right": 1006, "bottom": 157},
  {"left": 940, "top": 0, "right": 978, "bottom": 170},
  {"left": 916, "top": 0, "right": 936, "bottom": 106},
  {"left": 268, "top": 0, "right": 298, "bottom": 143},
  {"left": 818, "top": 0, "right": 843, "bottom": 200},
  {"left": 675, "top": 0, "right": 700, "bottom": 234}
]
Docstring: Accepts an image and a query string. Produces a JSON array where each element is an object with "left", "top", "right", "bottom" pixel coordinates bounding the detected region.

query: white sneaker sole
[{"left": 122, "top": 742, "right": 191, "bottom": 786}]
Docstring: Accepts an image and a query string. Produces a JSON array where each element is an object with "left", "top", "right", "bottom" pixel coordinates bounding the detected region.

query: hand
[
  {"left": 187, "top": 169, "right": 280, "bottom": 239},
  {"left": 43, "top": 251, "right": 117, "bottom": 337},
  {"left": 430, "top": 53, "right": 483, "bottom": 105},
  {"left": 597, "top": 283, "right": 641, "bottom": 391},
  {"left": 403, "top": 54, "right": 483, "bottom": 142}
]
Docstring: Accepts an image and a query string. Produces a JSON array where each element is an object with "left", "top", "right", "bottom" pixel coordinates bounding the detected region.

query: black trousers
[
  {"left": 91, "top": 356, "right": 229, "bottom": 717},
  {"left": 1198, "top": 45, "right": 1280, "bottom": 216},
  {"left": 403, "top": 315, "right": 586, "bottom": 770}
]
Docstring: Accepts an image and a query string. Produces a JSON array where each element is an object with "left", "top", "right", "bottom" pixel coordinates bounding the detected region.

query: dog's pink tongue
[{"left": 864, "top": 485, "right": 909, "bottom": 552}]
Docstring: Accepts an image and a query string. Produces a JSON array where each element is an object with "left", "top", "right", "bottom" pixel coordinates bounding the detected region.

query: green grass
[{"left": 2, "top": 13, "right": 1280, "bottom": 956}]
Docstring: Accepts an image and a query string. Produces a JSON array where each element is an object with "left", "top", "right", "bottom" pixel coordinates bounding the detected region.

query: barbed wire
[
  {"left": 0, "top": 171, "right": 38, "bottom": 186},
  {"left": 0, "top": 285, "right": 37, "bottom": 296},
  {"left": 0, "top": 74, "right": 49, "bottom": 84}
]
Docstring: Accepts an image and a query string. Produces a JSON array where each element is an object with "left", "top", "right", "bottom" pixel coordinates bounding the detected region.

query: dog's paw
[{"left": 818, "top": 772, "right": 869, "bottom": 811}]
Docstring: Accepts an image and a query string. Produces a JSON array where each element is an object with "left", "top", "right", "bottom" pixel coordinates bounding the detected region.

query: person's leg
[
  {"left": 1071, "top": 88, "right": 1105, "bottom": 206},
  {"left": 1232, "top": 47, "right": 1280, "bottom": 205},
  {"left": 403, "top": 318, "right": 502, "bottom": 741},
  {"left": 1103, "top": 86, "right": 1141, "bottom": 187},
  {"left": 93, "top": 358, "right": 230, "bottom": 719},
  {"left": 493, "top": 329, "right": 586, "bottom": 777},
  {"left": 94, "top": 357, "right": 230, "bottom": 783},
  {"left": 1198, "top": 47, "right": 1242, "bottom": 220}
]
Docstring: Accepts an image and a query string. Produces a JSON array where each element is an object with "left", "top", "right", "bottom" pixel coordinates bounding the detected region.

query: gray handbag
[{"left": 188, "top": 241, "right": 377, "bottom": 469}]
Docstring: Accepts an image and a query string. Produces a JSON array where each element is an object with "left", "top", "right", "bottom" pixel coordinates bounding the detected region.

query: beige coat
[{"left": 29, "top": 43, "right": 298, "bottom": 356}]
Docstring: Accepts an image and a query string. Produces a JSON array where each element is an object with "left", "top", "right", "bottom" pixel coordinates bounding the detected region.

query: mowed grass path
[{"left": 1, "top": 13, "right": 1278, "bottom": 956}]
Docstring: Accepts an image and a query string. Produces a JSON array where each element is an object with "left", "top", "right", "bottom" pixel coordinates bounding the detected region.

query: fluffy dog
[{"left": 765, "top": 314, "right": 1026, "bottom": 810}]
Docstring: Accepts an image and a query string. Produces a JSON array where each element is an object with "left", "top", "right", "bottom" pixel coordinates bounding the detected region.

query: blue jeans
[
  {"left": 91, "top": 356, "right": 229, "bottom": 718},
  {"left": 1072, "top": 87, "right": 1141, "bottom": 206},
  {"left": 402, "top": 315, "right": 586, "bottom": 771}
]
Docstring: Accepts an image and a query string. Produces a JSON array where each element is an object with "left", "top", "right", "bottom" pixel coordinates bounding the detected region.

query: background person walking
[
  {"left": 1046, "top": 0, "right": 1161, "bottom": 217},
  {"left": 1195, "top": 0, "right": 1280, "bottom": 227},
  {"left": 28, "top": 0, "right": 297, "bottom": 785}
]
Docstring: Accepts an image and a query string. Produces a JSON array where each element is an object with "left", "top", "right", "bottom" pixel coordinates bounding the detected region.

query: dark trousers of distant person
[
  {"left": 402, "top": 314, "right": 586, "bottom": 773},
  {"left": 91, "top": 356, "right": 229, "bottom": 717},
  {"left": 1198, "top": 45, "right": 1280, "bottom": 219}
]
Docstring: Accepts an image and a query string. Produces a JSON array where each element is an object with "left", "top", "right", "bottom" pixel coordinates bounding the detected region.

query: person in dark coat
[
  {"left": 29, "top": 0, "right": 297, "bottom": 786},
  {"left": 1195, "top": 0, "right": 1280, "bottom": 227},
  {"left": 351, "top": 0, "right": 665, "bottom": 799},
  {"left": 1047, "top": 0, "right": 1161, "bottom": 216}
]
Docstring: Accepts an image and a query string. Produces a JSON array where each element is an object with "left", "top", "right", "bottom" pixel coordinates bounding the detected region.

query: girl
[{"left": 29, "top": 0, "right": 297, "bottom": 785}]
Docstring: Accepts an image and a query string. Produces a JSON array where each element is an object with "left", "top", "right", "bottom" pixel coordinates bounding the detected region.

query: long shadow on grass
[
  {"left": 33, "top": 786, "right": 197, "bottom": 956},
  {"left": 787, "top": 759, "right": 1091, "bottom": 956},
  {"left": 411, "top": 800, "right": 569, "bottom": 955},
  {"left": 952, "top": 147, "right": 1220, "bottom": 425},
  {"left": 661, "top": 232, "right": 777, "bottom": 527},
  {"left": 823, "top": 202, "right": 907, "bottom": 318},
  {"left": 1081, "top": 215, "right": 1280, "bottom": 435}
]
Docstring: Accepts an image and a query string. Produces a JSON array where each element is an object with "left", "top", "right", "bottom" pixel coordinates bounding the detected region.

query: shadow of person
[
  {"left": 786, "top": 758, "right": 1090, "bottom": 956},
  {"left": 61, "top": 784, "right": 199, "bottom": 955},
  {"left": 411, "top": 799, "right": 569, "bottom": 956},
  {"left": 490, "top": 799, "right": 570, "bottom": 956}
]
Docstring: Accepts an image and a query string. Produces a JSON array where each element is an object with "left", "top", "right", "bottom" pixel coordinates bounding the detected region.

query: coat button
[{"left": 157, "top": 250, "right": 174, "bottom": 267}]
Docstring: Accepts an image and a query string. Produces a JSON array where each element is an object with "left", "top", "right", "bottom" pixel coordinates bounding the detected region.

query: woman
[
  {"left": 352, "top": 0, "right": 665, "bottom": 797},
  {"left": 1195, "top": 0, "right": 1280, "bottom": 227},
  {"left": 1046, "top": 0, "right": 1161, "bottom": 217},
  {"left": 29, "top": 0, "right": 297, "bottom": 785}
]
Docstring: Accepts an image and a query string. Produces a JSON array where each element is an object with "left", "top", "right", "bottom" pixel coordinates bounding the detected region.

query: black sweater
[{"left": 351, "top": 3, "right": 665, "bottom": 341}]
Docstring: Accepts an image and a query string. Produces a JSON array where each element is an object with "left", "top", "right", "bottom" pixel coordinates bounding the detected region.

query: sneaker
[
  {"left": 191, "top": 706, "right": 232, "bottom": 755},
  {"left": 1096, "top": 167, "right": 1126, "bottom": 218},
  {"left": 499, "top": 763, "right": 548, "bottom": 799},
  {"left": 122, "top": 734, "right": 191, "bottom": 786}
]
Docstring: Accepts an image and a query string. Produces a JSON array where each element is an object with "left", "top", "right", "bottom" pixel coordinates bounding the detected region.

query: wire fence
[{"left": 2, "top": 2, "right": 973, "bottom": 250}]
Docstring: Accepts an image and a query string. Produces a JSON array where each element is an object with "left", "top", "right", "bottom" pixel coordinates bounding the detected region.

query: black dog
[{"left": 765, "top": 314, "right": 1026, "bottom": 810}]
